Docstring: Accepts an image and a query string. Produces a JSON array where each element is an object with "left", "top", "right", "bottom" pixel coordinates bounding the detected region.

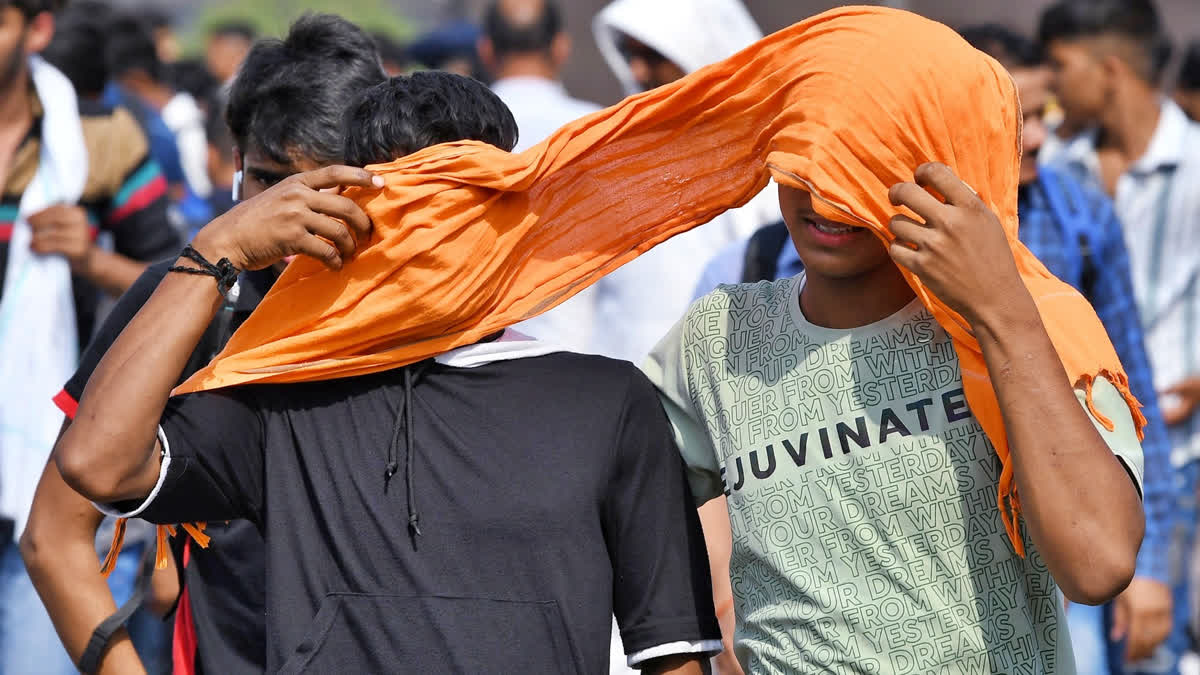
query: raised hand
[{"left": 192, "top": 165, "right": 382, "bottom": 271}]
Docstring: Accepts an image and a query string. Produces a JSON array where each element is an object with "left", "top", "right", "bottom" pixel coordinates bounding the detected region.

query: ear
[
  {"left": 1099, "top": 52, "right": 1130, "bottom": 84},
  {"left": 550, "top": 33, "right": 570, "bottom": 69},
  {"left": 477, "top": 37, "right": 497, "bottom": 72},
  {"left": 24, "top": 11, "right": 55, "bottom": 55}
]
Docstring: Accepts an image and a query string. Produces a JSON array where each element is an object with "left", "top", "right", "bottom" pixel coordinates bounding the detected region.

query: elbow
[
  {"left": 1058, "top": 531, "right": 1142, "bottom": 606},
  {"left": 53, "top": 431, "right": 123, "bottom": 504}
]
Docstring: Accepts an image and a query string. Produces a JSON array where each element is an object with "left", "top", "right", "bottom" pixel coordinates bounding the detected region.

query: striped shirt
[{"left": 1048, "top": 100, "right": 1200, "bottom": 467}]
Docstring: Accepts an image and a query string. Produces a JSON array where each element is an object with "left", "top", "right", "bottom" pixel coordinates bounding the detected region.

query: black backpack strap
[
  {"left": 78, "top": 543, "right": 156, "bottom": 674},
  {"left": 740, "top": 221, "right": 791, "bottom": 283}
]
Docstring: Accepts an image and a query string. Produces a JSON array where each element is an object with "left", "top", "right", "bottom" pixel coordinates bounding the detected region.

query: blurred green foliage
[{"left": 183, "top": 0, "right": 414, "bottom": 55}]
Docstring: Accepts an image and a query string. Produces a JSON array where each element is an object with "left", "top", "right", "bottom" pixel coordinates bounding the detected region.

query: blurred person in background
[
  {"left": 205, "top": 20, "right": 254, "bottom": 85},
  {"left": 1040, "top": 1, "right": 1200, "bottom": 673},
  {"left": 406, "top": 19, "right": 483, "bottom": 78},
  {"left": 373, "top": 31, "right": 410, "bottom": 77},
  {"left": 168, "top": 58, "right": 220, "bottom": 118},
  {"left": 143, "top": 7, "right": 178, "bottom": 65},
  {"left": 0, "top": 0, "right": 180, "bottom": 672},
  {"left": 480, "top": 0, "right": 601, "bottom": 352},
  {"left": 106, "top": 13, "right": 210, "bottom": 213},
  {"left": 23, "top": 14, "right": 388, "bottom": 675},
  {"left": 203, "top": 94, "right": 236, "bottom": 224},
  {"left": 963, "top": 23, "right": 1174, "bottom": 675},
  {"left": 1175, "top": 42, "right": 1200, "bottom": 123},
  {"left": 589, "top": 0, "right": 780, "bottom": 364}
]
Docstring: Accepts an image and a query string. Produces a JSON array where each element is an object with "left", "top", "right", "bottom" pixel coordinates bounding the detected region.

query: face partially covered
[
  {"left": 778, "top": 183, "right": 893, "bottom": 281},
  {"left": 617, "top": 34, "right": 685, "bottom": 91}
]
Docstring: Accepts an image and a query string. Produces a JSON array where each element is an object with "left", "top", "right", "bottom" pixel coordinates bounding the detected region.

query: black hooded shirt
[{"left": 106, "top": 338, "right": 720, "bottom": 673}]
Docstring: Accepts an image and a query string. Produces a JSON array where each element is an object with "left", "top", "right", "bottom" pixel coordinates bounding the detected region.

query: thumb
[{"left": 1111, "top": 596, "right": 1130, "bottom": 641}]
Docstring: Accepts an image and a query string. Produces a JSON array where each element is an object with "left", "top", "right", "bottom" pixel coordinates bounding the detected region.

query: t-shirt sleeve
[
  {"left": 58, "top": 262, "right": 172, "bottom": 414},
  {"left": 101, "top": 389, "right": 265, "bottom": 526},
  {"left": 1077, "top": 375, "right": 1145, "bottom": 498},
  {"left": 642, "top": 311, "right": 724, "bottom": 505},
  {"left": 604, "top": 368, "right": 721, "bottom": 659}
]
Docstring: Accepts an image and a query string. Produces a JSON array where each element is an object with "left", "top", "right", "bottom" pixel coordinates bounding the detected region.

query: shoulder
[{"left": 80, "top": 105, "right": 152, "bottom": 199}]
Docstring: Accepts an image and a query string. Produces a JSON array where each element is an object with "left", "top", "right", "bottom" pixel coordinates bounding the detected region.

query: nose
[
  {"left": 628, "top": 56, "right": 652, "bottom": 90},
  {"left": 1024, "top": 117, "right": 1048, "bottom": 154}
]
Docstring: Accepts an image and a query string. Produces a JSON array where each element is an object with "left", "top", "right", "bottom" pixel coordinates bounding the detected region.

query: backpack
[{"left": 1036, "top": 165, "right": 1098, "bottom": 296}]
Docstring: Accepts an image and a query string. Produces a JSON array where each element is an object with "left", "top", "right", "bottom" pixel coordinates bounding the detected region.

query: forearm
[
  {"left": 975, "top": 302, "right": 1143, "bottom": 603},
  {"left": 56, "top": 254, "right": 223, "bottom": 502},
  {"left": 21, "top": 450, "right": 146, "bottom": 674},
  {"left": 76, "top": 248, "right": 150, "bottom": 297},
  {"left": 643, "top": 654, "right": 712, "bottom": 675}
]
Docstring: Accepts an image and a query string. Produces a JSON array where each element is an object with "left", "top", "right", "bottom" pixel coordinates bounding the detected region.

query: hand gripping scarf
[{"left": 112, "top": 6, "right": 1143, "bottom": 570}]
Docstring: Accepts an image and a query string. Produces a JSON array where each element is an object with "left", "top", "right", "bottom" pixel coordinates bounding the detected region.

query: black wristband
[{"left": 169, "top": 245, "right": 241, "bottom": 297}]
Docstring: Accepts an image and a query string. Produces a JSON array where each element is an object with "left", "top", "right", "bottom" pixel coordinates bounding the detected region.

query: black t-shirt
[
  {"left": 130, "top": 354, "right": 718, "bottom": 673},
  {"left": 62, "top": 260, "right": 271, "bottom": 675}
]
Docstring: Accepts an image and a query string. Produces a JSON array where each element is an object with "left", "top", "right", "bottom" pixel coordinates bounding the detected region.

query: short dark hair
[
  {"left": 1180, "top": 41, "right": 1200, "bottom": 92},
  {"left": 168, "top": 59, "right": 219, "bottom": 108},
  {"left": 1037, "top": 0, "right": 1172, "bottom": 82},
  {"left": 342, "top": 71, "right": 518, "bottom": 167},
  {"left": 40, "top": 1, "right": 109, "bottom": 96},
  {"left": 226, "top": 13, "right": 386, "bottom": 166},
  {"left": 210, "top": 20, "right": 257, "bottom": 43},
  {"left": 105, "top": 13, "right": 163, "bottom": 81},
  {"left": 483, "top": 0, "right": 562, "bottom": 58},
  {"left": 960, "top": 24, "right": 1044, "bottom": 69},
  {"left": 3, "top": 0, "right": 65, "bottom": 19}
]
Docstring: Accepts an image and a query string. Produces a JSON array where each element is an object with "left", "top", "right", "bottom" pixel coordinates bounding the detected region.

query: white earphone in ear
[{"left": 232, "top": 170, "right": 244, "bottom": 201}]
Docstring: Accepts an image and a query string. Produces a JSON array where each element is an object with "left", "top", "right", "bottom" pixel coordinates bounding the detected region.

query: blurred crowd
[{"left": 3, "top": 0, "right": 1200, "bottom": 673}]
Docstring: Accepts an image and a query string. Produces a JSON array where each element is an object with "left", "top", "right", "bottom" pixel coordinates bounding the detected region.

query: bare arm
[
  {"left": 888, "top": 163, "right": 1143, "bottom": 604},
  {"left": 698, "top": 497, "right": 742, "bottom": 675},
  {"left": 55, "top": 166, "right": 379, "bottom": 503},
  {"left": 20, "top": 420, "right": 147, "bottom": 675},
  {"left": 643, "top": 654, "right": 712, "bottom": 675}
]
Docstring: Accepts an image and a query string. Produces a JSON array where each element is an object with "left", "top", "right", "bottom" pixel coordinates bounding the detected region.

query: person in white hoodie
[{"left": 585, "top": 0, "right": 780, "bottom": 365}]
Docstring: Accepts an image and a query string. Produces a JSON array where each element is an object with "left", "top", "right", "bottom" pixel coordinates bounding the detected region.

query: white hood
[{"left": 593, "top": 0, "right": 763, "bottom": 96}]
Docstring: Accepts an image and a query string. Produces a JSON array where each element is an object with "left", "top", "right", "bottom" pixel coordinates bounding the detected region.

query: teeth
[{"left": 813, "top": 221, "right": 855, "bottom": 234}]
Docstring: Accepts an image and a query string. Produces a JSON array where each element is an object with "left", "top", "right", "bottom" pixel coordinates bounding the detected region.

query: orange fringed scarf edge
[
  {"left": 99, "top": 521, "right": 211, "bottom": 578},
  {"left": 996, "top": 368, "right": 1147, "bottom": 557}
]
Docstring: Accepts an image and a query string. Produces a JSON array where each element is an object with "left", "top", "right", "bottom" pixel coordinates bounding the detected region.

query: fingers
[
  {"left": 914, "top": 162, "right": 980, "bottom": 207},
  {"left": 304, "top": 190, "right": 373, "bottom": 242},
  {"left": 302, "top": 213, "right": 358, "bottom": 264},
  {"left": 1110, "top": 599, "right": 1129, "bottom": 641},
  {"left": 887, "top": 239, "right": 922, "bottom": 273},
  {"left": 296, "top": 165, "right": 384, "bottom": 192},
  {"left": 888, "top": 181, "right": 945, "bottom": 223},
  {"left": 888, "top": 214, "right": 931, "bottom": 247},
  {"left": 293, "top": 233, "right": 343, "bottom": 270}
]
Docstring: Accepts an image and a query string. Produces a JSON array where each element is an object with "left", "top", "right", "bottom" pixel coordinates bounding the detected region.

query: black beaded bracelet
[{"left": 169, "top": 245, "right": 241, "bottom": 297}]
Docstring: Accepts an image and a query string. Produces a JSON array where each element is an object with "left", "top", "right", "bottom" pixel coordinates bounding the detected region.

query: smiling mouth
[{"left": 809, "top": 219, "right": 860, "bottom": 235}]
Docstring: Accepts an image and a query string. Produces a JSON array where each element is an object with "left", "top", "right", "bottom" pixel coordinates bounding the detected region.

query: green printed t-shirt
[{"left": 643, "top": 275, "right": 1144, "bottom": 675}]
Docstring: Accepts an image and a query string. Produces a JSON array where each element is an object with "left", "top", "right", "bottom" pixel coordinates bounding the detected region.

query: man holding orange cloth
[{"left": 55, "top": 6, "right": 1143, "bottom": 674}]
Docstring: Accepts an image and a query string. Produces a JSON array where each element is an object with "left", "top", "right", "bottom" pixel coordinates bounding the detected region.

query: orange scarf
[{"left": 112, "top": 6, "right": 1140, "bottom": 570}]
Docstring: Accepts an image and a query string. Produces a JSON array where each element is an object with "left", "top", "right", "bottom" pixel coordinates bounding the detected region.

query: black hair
[
  {"left": 210, "top": 20, "right": 256, "bottom": 43},
  {"left": 40, "top": 1, "right": 109, "bottom": 96},
  {"left": 483, "top": 0, "right": 562, "bottom": 58},
  {"left": 4, "top": 0, "right": 65, "bottom": 19},
  {"left": 168, "top": 58, "right": 219, "bottom": 108},
  {"left": 1180, "top": 41, "right": 1200, "bottom": 92},
  {"left": 959, "top": 24, "right": 1044, "bottom": 69},
  {"left": 226, "top": 13, "right": 386, "bottom": 166},
  {"left": 105, "top": 13, "right": 163, "bottom": 81},
  {"left": 1037, "top": 0, "right": 1172, "bottom": 82},
  {"left": 342, "top": 71, "right": 518, "bottom": 167}
]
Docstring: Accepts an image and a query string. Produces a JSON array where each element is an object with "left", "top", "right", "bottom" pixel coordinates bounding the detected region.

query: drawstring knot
[{"left": 384, "top": 362, "right": 430, "bottom": 544}]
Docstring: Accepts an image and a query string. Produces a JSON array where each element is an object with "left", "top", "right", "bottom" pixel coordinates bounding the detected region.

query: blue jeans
[{"left": 0, "top": 538, "right": 171, "bottom": 675}]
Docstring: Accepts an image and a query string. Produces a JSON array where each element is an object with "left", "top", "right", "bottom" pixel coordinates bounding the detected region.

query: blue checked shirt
[{"left": 1017, "top": 170, "right": 1171, "bottom": 582}]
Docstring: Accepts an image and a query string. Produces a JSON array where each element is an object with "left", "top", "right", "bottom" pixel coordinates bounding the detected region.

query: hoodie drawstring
[{"left": 384, "top": 362, "right": 428, "bottom": 543}]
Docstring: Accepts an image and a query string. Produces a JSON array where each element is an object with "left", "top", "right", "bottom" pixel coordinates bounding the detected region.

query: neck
[
  {"left": 494, "top": 54, "right": 558, "bottom": 82},
  {"left": 1098, "top": 81, "right": 1162, "bottom": 161},
  {"left": 800, "top": 262, "right": 916, "bottom": 330},
  {"left": 0, "top": 69, "right": 34, "bottom": 137}
]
